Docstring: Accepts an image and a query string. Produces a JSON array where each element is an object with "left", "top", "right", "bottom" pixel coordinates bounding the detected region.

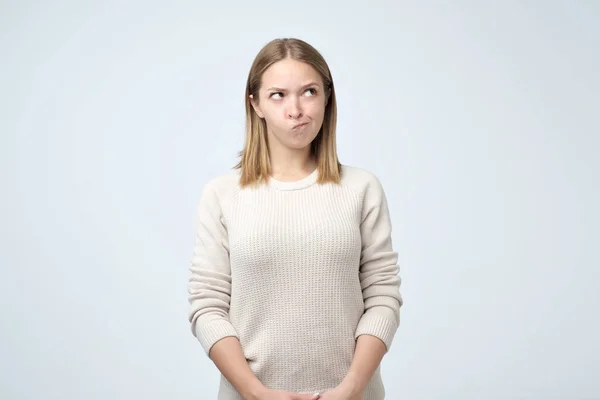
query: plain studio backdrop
[{"left": 1, "top": 1, "right": 598, "bottom": 399}]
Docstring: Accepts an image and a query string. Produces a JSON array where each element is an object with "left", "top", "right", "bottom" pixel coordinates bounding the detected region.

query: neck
[{"left": 268, "top": 145, "right": 316, "bottom": 181}]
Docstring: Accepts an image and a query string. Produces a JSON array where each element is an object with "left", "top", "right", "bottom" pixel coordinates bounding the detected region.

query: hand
[
  {"left": 318, "top": 385, "right": 363, "bottom": 400},
  {"left": 249, "top": 387, "right": 321, "bottom": 400}
]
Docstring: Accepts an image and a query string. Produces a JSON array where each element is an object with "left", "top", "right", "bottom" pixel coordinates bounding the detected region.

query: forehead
[{"left": 261, "top": 58, "right": 323, "bottom": 88}]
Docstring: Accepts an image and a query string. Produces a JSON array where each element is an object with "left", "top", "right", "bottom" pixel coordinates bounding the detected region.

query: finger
[
  {"left": 293, "top": 393, "right": 320, "bottom": 400},
  {"left": 290, "top": 394, "right": 308, "bottom": 400}
]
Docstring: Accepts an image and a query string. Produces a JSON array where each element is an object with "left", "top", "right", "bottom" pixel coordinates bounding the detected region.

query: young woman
[{"left": 188, "top": 38, "right": 403, "bottom": 400}]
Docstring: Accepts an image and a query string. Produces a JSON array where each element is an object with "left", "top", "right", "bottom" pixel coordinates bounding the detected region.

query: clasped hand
[
  {"left": 318, "top": 385, "right": 364, "bottom": 400},
  {"left": 253, "top": 385, "right": 363, "bottom": 400}
]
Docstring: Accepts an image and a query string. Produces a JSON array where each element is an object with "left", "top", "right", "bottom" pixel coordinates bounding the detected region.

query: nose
[
  {"left": 286, "top": 98, "right": 303, "bottom": 119},
  {"left": 288, "top": 110, "right": 302, "bottom": 119}
]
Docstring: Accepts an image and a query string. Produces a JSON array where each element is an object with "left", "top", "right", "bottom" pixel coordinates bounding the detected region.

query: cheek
[
  {"left": 261, "top": 107, "right": 282, "bottom": 124},
  {"left": 263, "top": 111, "right": 290, "bottom": 134},
  {"left": 304, "top": 100, "right": 325, "bottom": 119}
]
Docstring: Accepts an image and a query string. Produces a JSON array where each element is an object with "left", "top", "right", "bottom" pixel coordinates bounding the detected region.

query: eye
[
  {"left": 270, "top": 92, "right": 283, "bottom": 99},
  {"left": 304, "top": 88, "right": 317, "bottom": 96}
]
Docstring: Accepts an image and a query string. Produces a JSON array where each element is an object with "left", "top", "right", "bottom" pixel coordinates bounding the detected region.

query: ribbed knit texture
[{"left": 188, "top": 165, "right": 403, "bottom": 400}]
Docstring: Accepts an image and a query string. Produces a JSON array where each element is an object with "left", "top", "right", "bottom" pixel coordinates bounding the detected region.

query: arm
[
  {"left": 345, "top": 177, "right": 403, "bottom": 394},
  {"left": 209, "top": 337, "right": 265, "bottom": 400},
  {"left": 187, "top": 183, "right": 263, "bottom": 399},
  {"left": 337, "top": 335, "right": 387, "bottom": 397}
]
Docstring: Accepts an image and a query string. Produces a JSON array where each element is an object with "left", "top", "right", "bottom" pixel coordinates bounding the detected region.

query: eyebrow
[{"left": 267, "top": 82, "right": 321, "bottom": 92}]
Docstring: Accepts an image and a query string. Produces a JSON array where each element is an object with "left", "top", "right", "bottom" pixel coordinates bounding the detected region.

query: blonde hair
[{"left": 234, "top": 38, "right": 342, "bottom": 187}]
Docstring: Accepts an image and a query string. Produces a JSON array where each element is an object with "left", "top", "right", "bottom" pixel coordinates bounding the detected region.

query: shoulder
[
  {"left": 198, "top": 169, "right": 242, "bottom": 209},
  {"left": 204, "top": 168, "right": 241, "bottom": 192},
  {"left": 339, "top": 164, "right": 385, "bottom": 195},
  {"left": 339, "top": 164, "right": 390, "bottom": 215}
]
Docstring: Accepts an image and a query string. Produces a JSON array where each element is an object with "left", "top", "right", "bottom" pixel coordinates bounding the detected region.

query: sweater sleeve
[
  {"left": 188, "top": 182, "right": 239, "bottom": 355},
  {"left": 354, "top": 176, "right": 403, "bottom": 351}
]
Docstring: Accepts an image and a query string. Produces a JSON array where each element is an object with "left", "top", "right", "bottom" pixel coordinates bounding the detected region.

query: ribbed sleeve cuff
[
  {"left": 195, "top": 319, "right": 239, "bottom": 355},
  {"left": 355, "top": 313, "right": 398, "bottom": 351}
]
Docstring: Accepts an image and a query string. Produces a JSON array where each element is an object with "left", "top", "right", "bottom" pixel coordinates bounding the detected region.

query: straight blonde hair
[{"left": 234, "top": 38, "right": 342, "bottom": 187}]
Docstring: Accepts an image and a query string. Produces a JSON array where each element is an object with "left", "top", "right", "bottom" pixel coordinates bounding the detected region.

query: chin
[
  {"left": 285, "top": 142, "right": 312, "bottom": 151},
  {"left": 287, "top": 135, "right": 318, "bottom": 150}
]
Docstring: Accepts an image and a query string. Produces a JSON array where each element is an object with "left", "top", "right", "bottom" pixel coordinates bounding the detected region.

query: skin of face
[{"left": 250, "top": 58, "right": 328, "bottom": 153}]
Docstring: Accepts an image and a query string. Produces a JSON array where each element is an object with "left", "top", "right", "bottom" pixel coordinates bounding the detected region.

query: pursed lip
[{"left": 292, "top": 122, "right": 309, "bottom": 130}]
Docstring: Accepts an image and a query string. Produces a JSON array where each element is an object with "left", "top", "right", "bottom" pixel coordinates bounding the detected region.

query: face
[{"left": 250, "top": 58, "right": 328, "bottom": 152}]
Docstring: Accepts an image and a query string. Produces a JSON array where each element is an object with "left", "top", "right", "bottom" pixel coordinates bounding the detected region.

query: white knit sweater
[{"left": 188, "top": 165, "right": 403, "bottom": 400}]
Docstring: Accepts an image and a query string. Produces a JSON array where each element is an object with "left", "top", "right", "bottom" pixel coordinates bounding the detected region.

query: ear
[{"left": 249, "top": 94, "right": 264, "bottom": 118}]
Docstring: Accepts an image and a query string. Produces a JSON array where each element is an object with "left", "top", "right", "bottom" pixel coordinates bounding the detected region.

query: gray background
[{"left": 1, "top": 1, "right": 598, "bottom": 399}]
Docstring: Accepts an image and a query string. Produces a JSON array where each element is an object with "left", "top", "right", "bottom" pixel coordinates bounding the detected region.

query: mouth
[{"left": 292, "top": 122, "right": 309, "bottom": 130}]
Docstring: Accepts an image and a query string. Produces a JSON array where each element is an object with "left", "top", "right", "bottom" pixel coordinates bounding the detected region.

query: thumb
[{"left": 293, "top": 393, "right": 320, "bottom": 400}]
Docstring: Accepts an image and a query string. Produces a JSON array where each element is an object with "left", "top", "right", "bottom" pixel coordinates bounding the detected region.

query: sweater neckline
[{"left": 268, "top": 168, "right": 319, "bottom": 191}]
